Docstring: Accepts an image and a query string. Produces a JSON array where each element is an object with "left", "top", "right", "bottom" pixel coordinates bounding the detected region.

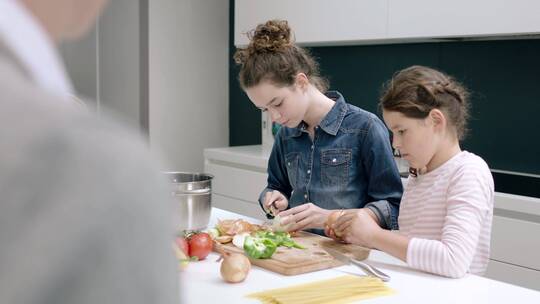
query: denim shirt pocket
[
  {"left": 285, "top": 152, "right": 300, "bottom": 188},
  {"left": 321, "top": 149, "right": 351, "bottom": 190}
]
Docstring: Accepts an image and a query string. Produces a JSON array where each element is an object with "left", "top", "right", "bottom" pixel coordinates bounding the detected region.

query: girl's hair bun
[
  {"left": 233, "top": 19, "right": 328, "bottom": 92},
  {"left": 249, "top": 19, "right": 292, "bottom": 53},
  {"left": 234, "top": 20, "right": 292, "bottom": 65}
]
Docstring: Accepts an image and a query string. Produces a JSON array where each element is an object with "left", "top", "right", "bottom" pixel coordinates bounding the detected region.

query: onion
[
  {"left": 220, "top": 253, "right": 251, "bottom": 283},
  {"left": 232, "top": 232, "right": 249, "bottom": 249},
  {"left": 326, "top": 210, "right": 344, "bottom": 238},
  {"left": 271, "top": 214, "right": 292, "bottom": 232}
]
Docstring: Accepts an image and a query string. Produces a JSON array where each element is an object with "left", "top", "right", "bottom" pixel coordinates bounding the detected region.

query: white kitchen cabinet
[
  {"left": 486, "top": 259, "right": 540, "bottom": 291},
  {"left": 234, "top": 0, "right": 388, "bottom": 47},
  {"left": 235, "top": 0, "right": 540, "bottom": 47},
  {"left": 204, "top": 145, "right": 540, "bottom": 290},
  {"left": 204, "top": 145, "right": 270, "bottom": 221},
  {"left": 487, "top": 194, "right": 540, "bottom": 291},
  {"left": 387, "top": 0, "right": 540, "bottom": 40}
]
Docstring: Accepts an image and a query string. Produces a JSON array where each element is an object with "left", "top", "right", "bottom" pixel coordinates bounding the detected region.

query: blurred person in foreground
[{"left": 0, "top": 1, "right": 178, "bottom": 303}]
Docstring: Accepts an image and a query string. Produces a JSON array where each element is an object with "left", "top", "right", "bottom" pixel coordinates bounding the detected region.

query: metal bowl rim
[{"left": 162, "top": 171, "right": 214, "bottom": 183}]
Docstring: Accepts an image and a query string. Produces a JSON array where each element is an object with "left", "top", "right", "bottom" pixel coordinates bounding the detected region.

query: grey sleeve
[
  {"left": 365, "top": 200, "right": 394, "bottom": 230},
  {"left": 0, "top": 110, "right": 179, "bottom": 304}
]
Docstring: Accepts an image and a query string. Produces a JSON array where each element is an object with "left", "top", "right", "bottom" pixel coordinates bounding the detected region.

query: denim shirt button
[
  {"left": 304, "top": 194, "right": 308, "bottom": 199},
  {"left": 307, "top": 170, "right": 311, "bottom": 174},
  {"left": 332, "top": 158, "right": 337, "bottom": 163},
  {"left": 311, "top": 145, "right": 314, "bottom": 150},
  {"left": 287, "top": 162, "right": 291, "bottom": 166}
]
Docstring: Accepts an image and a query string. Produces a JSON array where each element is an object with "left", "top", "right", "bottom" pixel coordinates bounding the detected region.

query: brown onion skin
[
  {"left": 220, "top": 253, "right": 251, "bottom": 283},
  {"left": 325, "top": 210, "right": 343, "bottom": 240}
]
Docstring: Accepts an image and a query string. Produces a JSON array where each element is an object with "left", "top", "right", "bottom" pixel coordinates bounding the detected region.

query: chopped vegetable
[
  {"left": 216, "top": 219, "right": 261, "bottom": 236},
  {"left": 270, "top": 214, "right": 291, "bottom": 232},
  {"left": 232, "top": 232, "right": 250, "bottom": 249},
  {"left": 253, "top": 231, "right": 305, "bottom": 249},
  {"left": 215, "top": 235, "right": 233, "bottom": 244},
  {"left": 243, "top": 236, "right": 277, "bottom": 259},
  {"left": 207, "top": 227, "right": 220, "bottom": 239}
]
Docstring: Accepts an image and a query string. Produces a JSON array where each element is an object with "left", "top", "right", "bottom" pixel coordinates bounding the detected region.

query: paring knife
[{"left": 323, "top": 246, "right": 391, "bottom": 282}]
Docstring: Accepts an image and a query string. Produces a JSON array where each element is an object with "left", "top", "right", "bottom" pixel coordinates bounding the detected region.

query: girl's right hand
[
  {"left": 333, "top": 209, "right": 381, "bottom": 248},
  {"left": 263, "top": 190, "right": 288, "bottom": 215}
]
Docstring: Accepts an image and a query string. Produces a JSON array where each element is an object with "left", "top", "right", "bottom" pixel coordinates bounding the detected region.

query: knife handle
[{"left": 350, "top": 259, "right": 391, "bottom": 282}]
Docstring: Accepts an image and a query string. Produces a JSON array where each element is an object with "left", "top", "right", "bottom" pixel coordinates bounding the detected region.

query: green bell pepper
[
  {"left": 253, "top": 231, "right": 305, "bottom": 249},
  {"left": 243, "top": 236, "right": 277, "bottom": 259}
]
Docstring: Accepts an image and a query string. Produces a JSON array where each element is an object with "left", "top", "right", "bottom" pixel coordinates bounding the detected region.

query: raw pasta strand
[{"left": 246, "top": 275, "right": 395, "bottom": 304}]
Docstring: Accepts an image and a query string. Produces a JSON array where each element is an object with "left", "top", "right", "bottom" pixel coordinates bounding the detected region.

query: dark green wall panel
[
  {"left": 309, "top": 40, "right": 540, "bottom": 176},
  {"left": 439, "top": 41, "right": 540, "bottom": 175},
  {"left": 228, "top": 0, "right": 260, "bottom": 147},
  {"left": 231, "top": 40, "right": 540, "bottom": 175}
]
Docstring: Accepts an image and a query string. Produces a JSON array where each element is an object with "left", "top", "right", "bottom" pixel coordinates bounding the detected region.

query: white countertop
[
  {"left": 180, "top": 208, "right": 540, "bottom": 304},
  {"left": 204, "top": 145, "right": 271, "bottom": 169}
]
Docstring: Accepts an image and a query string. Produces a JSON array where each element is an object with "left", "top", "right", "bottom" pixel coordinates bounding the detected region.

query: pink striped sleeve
[{"left": 406, "top": 162, "right": 492, "bottom": 278}]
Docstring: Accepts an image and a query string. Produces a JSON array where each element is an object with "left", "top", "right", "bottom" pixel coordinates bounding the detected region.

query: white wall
[
  {"left": 61, "top": 0, "right": 143, "bottom": 130},
  {"left": 149, "top": 0, "right": 229, "bottom": 172},
  {"left": 62, "top": 0, "right": 230, "bottom": 173},
  {"left": 98, "top": 0, "right": 142, "bottom": 129}
]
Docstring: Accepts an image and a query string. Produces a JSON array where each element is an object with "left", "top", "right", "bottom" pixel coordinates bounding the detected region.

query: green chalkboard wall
[{"left": 228, "top": 2, "right": 540, "bottom": 196}]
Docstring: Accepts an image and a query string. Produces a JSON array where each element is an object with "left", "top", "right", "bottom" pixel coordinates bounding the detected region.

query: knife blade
[{"left": 323, "top": 246, "right": 391, "bottom": 282}]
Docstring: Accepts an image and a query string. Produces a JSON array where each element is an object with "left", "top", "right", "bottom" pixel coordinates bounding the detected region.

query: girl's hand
[
  {"left": 278, "top": 203, "right": 331, "bottom": 231},
  {"left": 333, "top": 208, "right": 381, "bottom": 248},
  {"left": 263, "top": 190, "right": 288, "bottom": 215}
]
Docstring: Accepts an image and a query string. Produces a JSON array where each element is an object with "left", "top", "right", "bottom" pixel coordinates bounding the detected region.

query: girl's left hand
[
  {"left": 333, "top": 209, "right": 381, "bottom": 248},
  {"left": 278, "top": 203, "right": 331, "bottom": 231}
]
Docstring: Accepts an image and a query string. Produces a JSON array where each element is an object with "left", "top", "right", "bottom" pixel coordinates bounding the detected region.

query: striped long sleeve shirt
[{"left": 398, "top": 151, "right": 494, "bottom": 278}]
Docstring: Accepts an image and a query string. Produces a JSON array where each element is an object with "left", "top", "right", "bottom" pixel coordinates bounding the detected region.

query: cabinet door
[
  {"left": 235, "top": 0, "right": 388, "bottom": 46},
  {"left": 213, "top": 194, "right": 267, "bottom": 221},
  {"left": 491, "top": 215, "right": 540, "bottom": 271},
  {"left": 486, "top": 260, "right": 540, "bottom": 291},
  {"left": 205, "top": 161, "right": 267, "bottom": 203},
  {"left": 388, "top": 0, "right": 540, "bottom": 39}
]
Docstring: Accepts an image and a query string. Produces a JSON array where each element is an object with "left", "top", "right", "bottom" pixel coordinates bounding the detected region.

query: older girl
[
  {"left": 234, "top": 20, "right": 403, "bottom": 234},
  {"left": 331, "top": 65, "right": 494, "bottom": 278}
]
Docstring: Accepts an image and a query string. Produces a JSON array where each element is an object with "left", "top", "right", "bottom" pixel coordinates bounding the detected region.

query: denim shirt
[{"left": 259, "top": 91, "right": 403, "bottom": 233}]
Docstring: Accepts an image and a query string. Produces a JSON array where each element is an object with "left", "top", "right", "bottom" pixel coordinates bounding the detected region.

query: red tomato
[
  {"left": 175, "top": 237, "right": 189, "bottom": 256},
  {"left": 188, "top": 232, "right": 213, "bottom": 260}
]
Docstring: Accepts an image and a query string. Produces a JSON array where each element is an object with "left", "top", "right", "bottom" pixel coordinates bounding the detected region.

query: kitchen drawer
[
  {"left": 212, "top": 193, "right": 267, "bottom": 221},
  {"left": 204, "top": 160, "right": 267, "bottom": 203},
  {"left": 485, "top": 259, "right": 540, "bottom": 291},
  {"left": 491, "top": 215, "right": 540, "bottom": 271}
]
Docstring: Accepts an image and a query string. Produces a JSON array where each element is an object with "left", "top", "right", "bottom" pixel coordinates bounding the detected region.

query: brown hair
[
  {"left": 379, "top": 65, "right": 470, "bottom": 140},
  {"left": 233, "top": 20, "right": 329, "bottom": 92}
]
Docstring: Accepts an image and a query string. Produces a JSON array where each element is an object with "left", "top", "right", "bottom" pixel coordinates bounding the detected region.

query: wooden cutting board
[{"left": 214, "top": 231, "right": 370, "bottom": 276}]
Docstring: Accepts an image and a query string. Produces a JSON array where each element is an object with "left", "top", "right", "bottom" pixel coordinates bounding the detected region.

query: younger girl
[
  {"left": 234, "top": 20, "right": 403, "bottom": 234},
  {"left": 330, "top": 65, "right": 494, "bottom": 278}
]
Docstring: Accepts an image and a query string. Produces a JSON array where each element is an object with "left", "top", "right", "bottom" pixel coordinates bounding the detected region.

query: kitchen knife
[{"left": 323, "top": 246, "right": 391, "bottom": 282}]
